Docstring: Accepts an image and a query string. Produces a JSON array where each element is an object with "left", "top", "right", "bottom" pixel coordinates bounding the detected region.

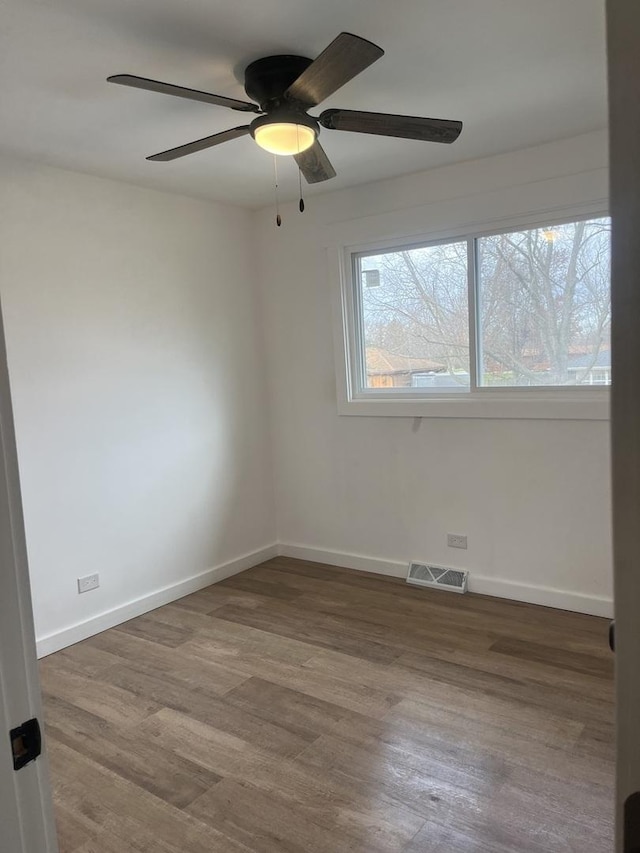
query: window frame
[{"left": 334, "top": 208, "right": 610, "bottom": 420}]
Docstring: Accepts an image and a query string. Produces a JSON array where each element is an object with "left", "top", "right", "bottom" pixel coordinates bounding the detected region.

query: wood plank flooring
[{"left": 40, "top": 557, "right": 614, "bottom": 852}]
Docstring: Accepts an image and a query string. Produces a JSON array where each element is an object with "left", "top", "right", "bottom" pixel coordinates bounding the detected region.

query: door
[
  {"left": 0, "top": 303, "right": 58, "bottom": 852},
  {"left": 608, "top": 1, "right": 640, "bottom": 851}
]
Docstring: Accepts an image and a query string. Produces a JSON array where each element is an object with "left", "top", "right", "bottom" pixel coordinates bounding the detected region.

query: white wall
[
  {"left": 256, "top": 130, "right": 613, "bottom": 616},
  {"left": 0, "top": 130, "right": 614, "bottom": 653},
  {"left": 0, "top": 157, "right": 277, "bottom": 653}
]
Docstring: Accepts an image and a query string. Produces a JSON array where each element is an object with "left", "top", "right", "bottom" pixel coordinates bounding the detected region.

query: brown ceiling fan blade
[
  {"left": 108, "top": 75, "right": 260, "bottom": 113},
  {"left": 147, "top": 126, "right": 251, "bottom": 161},
  {"left": 294, "top": 141, "right": 337, "bottom": 184},
  {"left": 285, "top": 33, "right": 383, "bottom": 108},
  {"left": 320, "top": 109, "right": 463, "bottom": 143}
]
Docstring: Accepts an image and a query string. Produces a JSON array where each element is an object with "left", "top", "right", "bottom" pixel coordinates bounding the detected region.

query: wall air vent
[{"left": 407, "top": 562, "right": 468, "bottom": 594}]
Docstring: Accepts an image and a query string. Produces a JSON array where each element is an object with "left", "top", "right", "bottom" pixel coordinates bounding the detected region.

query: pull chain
[
  {"left": 298, "top": 166, "right": 305, "bottom": 213},
  {"left": 297, "top": 127, "right": 305, "bottom": 213},
  {"left": 273, "top": 154, "right": 281, "bottom": 227}
]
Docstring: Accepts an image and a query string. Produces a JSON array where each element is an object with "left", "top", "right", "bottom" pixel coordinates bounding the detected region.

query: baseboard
[
  {"left": 278, "top": 543, "right": 407, "bottom": 579},
  {"left": 467, "top": 574, "right": 613, "bottom": 618},
  {"left": 36, "top": 540, "right": 612, "bottom": 657},
  {"left": 277, "top": 543, "right": 614, "bottom": 618},
  {"left": 36, "top": 543, "right": 279, "bottom": 658}
]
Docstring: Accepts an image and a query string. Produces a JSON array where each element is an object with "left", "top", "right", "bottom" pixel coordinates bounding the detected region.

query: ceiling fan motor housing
[
  {"left": 249, "top": 109, "right": 319, "bottom": 143},
  {"left": 244, "top": 54, "right": 312, "bottom": 111}
]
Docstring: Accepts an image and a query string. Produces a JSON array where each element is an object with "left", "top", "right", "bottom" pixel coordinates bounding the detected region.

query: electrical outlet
[
  {"left": 77, "top": 573, "right": 100, "bottom": 594},
  {"left": 447, "top": 533, "right": 468, "bottom": 550}
]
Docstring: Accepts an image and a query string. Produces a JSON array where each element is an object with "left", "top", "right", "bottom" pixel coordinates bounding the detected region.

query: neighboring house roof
[
  {"left": 567, "top": 349, "right": 611, "bottom": 370},
  {"left": 366, "top": 347, "right": 445, "bottom": 375}
]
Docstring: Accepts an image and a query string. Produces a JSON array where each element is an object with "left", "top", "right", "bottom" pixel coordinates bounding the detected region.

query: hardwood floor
[{"left": 40, "top": 557, "right": 614, "bottom": 852}]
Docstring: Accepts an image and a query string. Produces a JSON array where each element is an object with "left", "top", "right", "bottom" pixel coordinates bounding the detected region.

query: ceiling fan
[{"left": 107, "top": 32, "right": 463, "bottom": 184}]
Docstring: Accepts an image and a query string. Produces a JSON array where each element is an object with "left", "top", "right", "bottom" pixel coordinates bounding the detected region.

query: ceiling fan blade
[
  {"left": 320, "top": 109, "right": 463, "bottom": 143},
  {"left": 285, "top": 33, "right": 383, "bottom": 108},
  {"left": 294, "top": 141, "right": 337, "bottom": 184},
  {"left": 108, "top": 74, "right": 260, "bottom": 113},
  {"left": 147, "top": 126, "right": 251, "bottom": 161}
]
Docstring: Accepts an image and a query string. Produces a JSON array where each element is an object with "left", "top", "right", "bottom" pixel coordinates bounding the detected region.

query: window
[
  {"left": 477, "top": 219, "right": 611, "bottom": 387},
  {"left": 342, "top": 214, "right": 611, "bottom": 419},
  {"left": 360, "top": 241, "right": 470, "bottom": 391}
]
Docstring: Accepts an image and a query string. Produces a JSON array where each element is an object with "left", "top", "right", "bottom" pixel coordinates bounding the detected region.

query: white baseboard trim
[
  {"left": 36, "top": 540, "right": 613, "bottom": 657},
  {"left": 467, "top": 574, "right": 613, "bottom": 618},
  {"left": 278, "top": 543, "right": 614, "bottom": 618},
  {"left": 278, "top": 543, "right": 407, "bottom": 578},
  {"left": 36, "top": 543, "right": 279, "bottom": 658}
]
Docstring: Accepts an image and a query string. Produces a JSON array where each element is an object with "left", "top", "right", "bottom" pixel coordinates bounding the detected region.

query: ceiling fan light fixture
[
  {"left": 109, "top": 32, "right": 462, "bottom": 181},
  {"left": 253, "top": 122, "right": 316, "bottom": 156}
]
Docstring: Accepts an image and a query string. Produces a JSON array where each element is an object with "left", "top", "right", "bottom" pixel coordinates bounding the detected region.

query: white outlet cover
[
  {"left": 77, "top": 574, "right": 100, "bottom": 593},
  {"left": 447, "top": 534, "right": 468, "bottom": 549}
]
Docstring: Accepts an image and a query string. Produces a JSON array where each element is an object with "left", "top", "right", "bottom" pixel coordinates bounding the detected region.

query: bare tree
[
  {"left": 479, "top": 219, "right": 611, "bottom": 385},
  {"left": 362, "top": 241, "right": 469, "bottom": 381}
]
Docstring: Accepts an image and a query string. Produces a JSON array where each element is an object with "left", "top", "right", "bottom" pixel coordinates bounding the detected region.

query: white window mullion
[{"left": 467, "top": 238, "right": 480, "bottom": 392}]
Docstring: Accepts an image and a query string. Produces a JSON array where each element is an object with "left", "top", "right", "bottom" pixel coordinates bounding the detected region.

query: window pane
[
  {"left": 357, "top": 241, "right": 470, "bottom": 390},
  {"left": 477, "top": 218, "right": 611, "bottom": 387}
]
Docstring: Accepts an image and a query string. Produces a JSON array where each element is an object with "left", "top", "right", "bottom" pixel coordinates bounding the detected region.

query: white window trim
[{"left": 330, "top": 203, "right": 610, "bottom": 421}]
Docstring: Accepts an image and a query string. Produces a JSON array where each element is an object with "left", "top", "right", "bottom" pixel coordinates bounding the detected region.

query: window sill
[{"left": 338, "top": 391, "right": 610, "bottom": 420}]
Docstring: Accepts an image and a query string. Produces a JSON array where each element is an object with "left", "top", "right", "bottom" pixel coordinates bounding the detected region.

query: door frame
[
  {"left": 609, "top": 1, "right": 640, "bottom": 850},
  {"left": 0, "top": 301, "right": 58, "bottom": 853}
]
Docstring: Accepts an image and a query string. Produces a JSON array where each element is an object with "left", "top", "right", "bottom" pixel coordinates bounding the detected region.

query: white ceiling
[{"left": 0, "top": 0, "right": 608, "bottom": 208}]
